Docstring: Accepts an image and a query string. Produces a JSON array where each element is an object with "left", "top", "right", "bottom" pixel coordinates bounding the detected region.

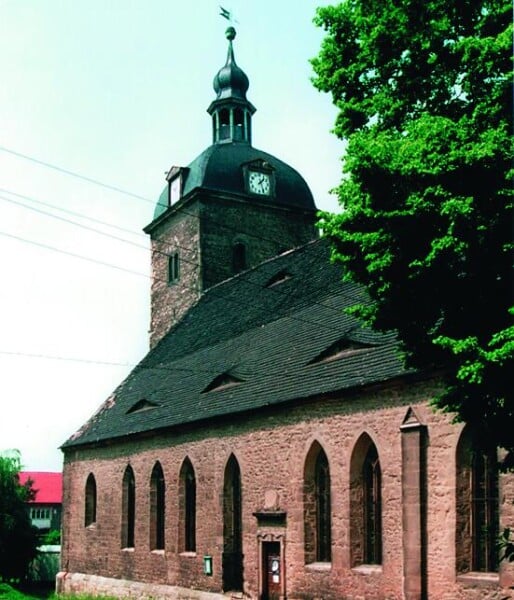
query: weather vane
[{"left": 219, "top": 6, "right": 238, "bottom": 27}]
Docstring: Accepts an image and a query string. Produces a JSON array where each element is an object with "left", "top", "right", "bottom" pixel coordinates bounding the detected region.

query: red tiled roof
[{"left": 19, "top": 472, "right": 62, "bottom": 504}]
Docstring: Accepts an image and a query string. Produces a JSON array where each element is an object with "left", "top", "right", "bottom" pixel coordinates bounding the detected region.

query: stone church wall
[{"left": 60, "top": 378, "right": 514, "bottom": 600}]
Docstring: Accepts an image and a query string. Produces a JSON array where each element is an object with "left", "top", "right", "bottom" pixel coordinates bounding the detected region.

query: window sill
[
  {"left": 352, "top": 564, "right": 382, "bottom": 576},
  {"left": 305, "top": 562, "right": 332, "bottom": 572},
  {"left": 179, "top": 551, "right": 197, "bottom": 558},
  {"left": 151, "top": 549, "right": 165, "bottom": 556},
  {"left": 121, "top": 547, "right": 135, "bottom": 552},
  {"left": 457, "top": 572, "right": 499, "bottom": 588}
]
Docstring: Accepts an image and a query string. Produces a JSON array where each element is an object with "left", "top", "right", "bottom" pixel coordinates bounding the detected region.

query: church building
[{"left": 58, "top": 27, "right": 514, "bottom": 600}]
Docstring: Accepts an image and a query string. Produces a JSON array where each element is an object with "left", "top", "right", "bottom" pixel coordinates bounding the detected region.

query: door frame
[{"left": 257, "top": 533, "right": 285, "bottom": 600}]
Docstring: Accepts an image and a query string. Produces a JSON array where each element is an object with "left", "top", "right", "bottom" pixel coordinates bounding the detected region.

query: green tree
[
  {"left": 0, "top": 451, "right": 39, "bottom": 581},
  {"left": 312, "top": 0, "right": 512, "bottom": 462}
]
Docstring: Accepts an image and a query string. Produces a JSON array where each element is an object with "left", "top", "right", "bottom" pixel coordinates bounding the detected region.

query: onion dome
[
  {"left": 147, "top": 25, "right": 317, "bottom": 224},
  {"left": 212, "top": 27, "right": 249, "bottom": 101}
]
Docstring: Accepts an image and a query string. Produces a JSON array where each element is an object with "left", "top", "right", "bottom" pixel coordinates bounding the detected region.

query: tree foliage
[
  {"left": 0, "top": 451, "right": 39, "bottom": 581},
  {"left": 312, "top": 0, "right": 513, "bottom": 461}
]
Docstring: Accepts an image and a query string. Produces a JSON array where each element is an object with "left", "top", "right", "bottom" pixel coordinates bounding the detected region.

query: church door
[
  {"left": 261, "top": 541, "right": 281, "bottom": 600},
  {"left": 222, "top": 455, "right": 243, "bottom": 591}
]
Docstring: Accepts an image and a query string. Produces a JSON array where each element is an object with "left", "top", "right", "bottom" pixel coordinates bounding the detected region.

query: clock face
[{"left": 248, "top": 171, "right": 271, "bottom": 195}]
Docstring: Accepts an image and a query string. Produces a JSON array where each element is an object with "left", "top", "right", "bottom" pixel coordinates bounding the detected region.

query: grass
[
  {"left": 0, "top": 583, "right": 117, "bottom": 600},
  {"left": 0, "top": 583, "right": 52, "bottom": 600}
]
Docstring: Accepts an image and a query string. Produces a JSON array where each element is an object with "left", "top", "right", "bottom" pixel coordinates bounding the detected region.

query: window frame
[
  {"left": 121, "top": 465, "right": 136, "bottom": 549},
  {"left": 168, "top": 252, "right": 180, "bottom": 284},
  {"left": 150, "top": 462, "right": 165, "bottom": 551},
  {"left": 304, "top": 442, "right": 332, "bottom": 564},
  {"left": 456, "top": 430, "right": 499, "bottom": 574},
  {"left": 179, "top": 458, "right": 196, "bottom": 553},
  {"left": 85, "top": 473, "right": 97, "bottom": 527}
]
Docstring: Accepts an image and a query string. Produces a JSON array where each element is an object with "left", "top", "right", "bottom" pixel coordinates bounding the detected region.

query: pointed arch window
[
  {"left": 456, "top": 430, "right": 499, "bottom": 573},
  {"left": 304, "top": 442, "right": 331, "bottom": 564},
  {"left": 179, "top": 458, "right": 196, "bottom": 552},
  {"left": 121, "top": 465, "right": 136, "bottom": 548},
  {"left": 150, "top": 462, "right": 165, "bottom": 550},
  {"left": 84, "top": 473, "right": 97, "bottom": 527},
  {"left": 363, "top": 445, "right": 382, "bottom": 564},
  {"left": 232, "top": 242, "right": 246, "bottom": 274},
  {"left": 350, "top": 434, "right": 382, "bottom": 566},
  {"left": 222, "top": 454, "right": 243, "bottom": 591}
]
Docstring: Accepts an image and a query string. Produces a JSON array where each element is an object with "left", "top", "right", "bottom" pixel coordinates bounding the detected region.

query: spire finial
[{"left": 226, "top": 26, "right": 236, "bottom": 41}]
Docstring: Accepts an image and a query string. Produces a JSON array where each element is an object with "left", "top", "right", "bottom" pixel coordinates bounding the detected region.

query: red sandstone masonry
[{"left": 61, "top": 380, "right": 514, "bottom": 600}]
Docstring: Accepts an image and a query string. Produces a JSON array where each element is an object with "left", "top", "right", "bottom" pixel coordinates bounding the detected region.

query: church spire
[{"left": 207, "top": 27, "right": 256, "bottom": 144}]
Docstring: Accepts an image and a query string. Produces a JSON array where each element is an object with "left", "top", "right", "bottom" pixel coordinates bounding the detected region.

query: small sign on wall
[{"left": 203, "top": 555, "right": 213, "bottom": 576}]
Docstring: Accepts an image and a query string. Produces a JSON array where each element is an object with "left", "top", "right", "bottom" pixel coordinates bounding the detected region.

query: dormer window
[
  {"left": 202, "top": 372, "right": 244, "bottom": 393},
  {"left": 168, "top": 252, "right": 180, "bottom": 284},
  {"left": 126, "top": 399, "right": 159, "bottom": 415},
  {"left": 166, "top": 166, "right": 187, "bottom": 206},
  {"left": 308, "top": 337, "right": 374, "bottom": 365},
  {"left": 170, "top": 177, "right": 181, "bottom": 204},
  {"left": 266, "top": 270, "right": 292, "bottom": 288}
]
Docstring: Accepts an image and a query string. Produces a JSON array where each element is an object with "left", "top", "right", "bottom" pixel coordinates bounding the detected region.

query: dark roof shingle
[{"left": 63, "top": 239, "right": 407, "bottom": 449}]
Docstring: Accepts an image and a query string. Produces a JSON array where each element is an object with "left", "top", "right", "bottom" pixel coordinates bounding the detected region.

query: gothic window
[
  {"left": 350, "top": 433, "right": 382, "bottom": 566},
  {"left": 168, "top": 252, "right": 180, "bottom": 284},
  {"left": 179, "top": 458, "right": 196, "bottom": 552},
  {"left": 222, "top": 454, "right": 243, "bottom": 591},
  {"left": 363, "top": 445, "right": 382, "bottom": 564},
  {"left": 150, "top": 462, "right": 165, "bottom": 550},
  {"left": 232, "top": 242, "right": 246, "bottom": 274},
  {"left": 304, "top": 442, "right": 331, "bottom": 563},
  {"left": 456, "top": 429, "right": 499, "bottom": 573},
  {"left": 84, "top": 473, "right": 97, "bottom": 527},
  {"left": 121, "top": 465, "right": 136, "bottom": 548}
]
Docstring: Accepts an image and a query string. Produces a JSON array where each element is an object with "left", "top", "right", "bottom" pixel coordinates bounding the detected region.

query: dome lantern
[{"left": 207, "top": 27, "right": 256, "bottom": 144}]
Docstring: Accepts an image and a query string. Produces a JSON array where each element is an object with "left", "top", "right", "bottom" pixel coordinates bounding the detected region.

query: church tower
[{"left": 144, "top": 27, "right": 318, "bottom": 348}]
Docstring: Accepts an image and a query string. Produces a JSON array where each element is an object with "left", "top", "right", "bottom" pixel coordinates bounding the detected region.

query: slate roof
[
  {"left": 63, "top": 239, "right": 408, "bottom": 449},
  {"left": 151, "top": 142, "right": 316, "bottom": 221},
  {"left": 19, "top": 472, "right": 62, "bottom": 504}
]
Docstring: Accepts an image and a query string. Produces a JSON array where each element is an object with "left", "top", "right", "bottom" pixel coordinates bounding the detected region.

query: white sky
[{"left": 0, "top": 0, "right": 344, "bottom": 471}]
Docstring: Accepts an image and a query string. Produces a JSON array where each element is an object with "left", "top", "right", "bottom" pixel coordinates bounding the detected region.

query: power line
[
  {"left": 0, "top": 146, "right": 153, "bottom": 202},
  {"left": 0, "top": 189, "right": 349, "bottom": 317},
  {"left": 0, "top": 144, "right": 308, "bottom": 250},
  {"left": 0, "top": 148, "right": 351, "bottom": 333},
  {"left": 0, "top": 187, "right": 146, "bottom": 239},
  {"left": 0, "top": 193, "right": 254, "bottom": 286},
  {"left": 0, "top": 218, "right": 348, "bottom": 337},
  {"left": 0, "top": 194, "right": 351, "bottom": 340},
  {"left": 0, "top": 349, "right": 228, "bottom": 376},
  {"left": 0, "top": 194, "right": 151, "bottom": 252},
  {"left": 0, "top": 229, "right": 151, "bottom": 279}
]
